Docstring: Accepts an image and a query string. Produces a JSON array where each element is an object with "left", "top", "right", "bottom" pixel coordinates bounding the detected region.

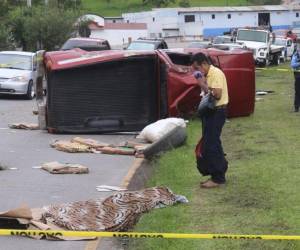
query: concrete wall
[{"left": 91, "top": 29, "right": 148, "bottom": 46}]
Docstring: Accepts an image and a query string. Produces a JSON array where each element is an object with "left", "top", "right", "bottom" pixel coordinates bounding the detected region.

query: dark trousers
[
  {"left": 294, "top": 73, "right": 300, "bottom": 109},
  {"left": 201, "top": 108, "right": 228, "bottom": 184}
]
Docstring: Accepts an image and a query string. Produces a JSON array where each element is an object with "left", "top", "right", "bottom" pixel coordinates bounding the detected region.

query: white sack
[{"left": 138, "top": 118, "right": 186, "bottom": 143}]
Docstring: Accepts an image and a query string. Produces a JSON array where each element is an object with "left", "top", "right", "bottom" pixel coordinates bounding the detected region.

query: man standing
[
  {"left": 291, "top": 49, "right": 300, "bottom": 112},
  {"left": 192, "top": 53, "right": 229, "bottom": 188}
]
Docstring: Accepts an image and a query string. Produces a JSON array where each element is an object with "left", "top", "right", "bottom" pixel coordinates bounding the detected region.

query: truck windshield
[
  {"left": 237, "top": 30, "right": 267, "bottom": 43},
  {"left": 0, "top": 54, "right": 32, "bottom": 70}
]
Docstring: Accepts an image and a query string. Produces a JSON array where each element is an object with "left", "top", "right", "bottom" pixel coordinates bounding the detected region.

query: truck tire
[{"left": 260, "top": 58, "right": 269, "bottom": 67}]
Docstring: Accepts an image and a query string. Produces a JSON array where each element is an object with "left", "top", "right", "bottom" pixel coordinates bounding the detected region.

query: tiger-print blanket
[{"left": 42, "top": 186, "right": 188, "bottom": 232}]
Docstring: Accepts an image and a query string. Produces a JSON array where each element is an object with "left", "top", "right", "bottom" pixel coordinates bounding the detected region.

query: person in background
[
  {"left": 191, "top": 53, "right": 229, "bottom": 188},
  {"left": 291, "top": 47, "right": 300, "bottom": 112}
]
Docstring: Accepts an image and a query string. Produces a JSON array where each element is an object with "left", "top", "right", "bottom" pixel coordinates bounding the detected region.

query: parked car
[
  {"left": 187, "top": 41, "right": 212, "bottom": 49},
  {"left": 60, "top": 37, "right": 111, "bottom": 51},
  {"left": 212, "top": 43, "right": 246, "bottom": 51},
  {"left": 126, "top": 38, "right": 168, "bottom": 50},
  {"left": 40, "top": 48, "right": 255, "bottom": 133},
  {"left": 0, "top": 51, "right": 37, "bottom": 99},
  {"left": 273, "top": 37, "right": 295, "bottom": 62},
  {"left": 212, "top": 35, "right": 233, "bottom": 44}
]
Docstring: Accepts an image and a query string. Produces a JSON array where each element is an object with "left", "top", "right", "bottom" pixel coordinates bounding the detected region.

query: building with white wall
[
  {"left": 81, "top": 14, "right": 148, "bottom": 46},
  {"left": 123, "top": 5, "right": 300, "bottom": 39},
  {"left": 89, "top": 21, "right": 148, "bottom": 46}
]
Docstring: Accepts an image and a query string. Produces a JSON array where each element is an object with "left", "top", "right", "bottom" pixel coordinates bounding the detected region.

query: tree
[
  {"left": 0, "top": 24, "right": 10, "bottom": 50},
  {"left": 8, "top": 8, "right": 29, "bottom": 50},
  {"left": 7, "top": 0, "right": 26, "bottom": 7},
  {"left": 8, "top": 6, "right": 78, "bottom": 51},
  {"left": 0, "top": 1, "right": 9, "bottom": 18},
  {"left": 142, "top": 0, "right": 175, "bottom": 8},
  {"left": 179, "top": 0, "right": 190, "bottom": 7},
  {"left": 48, "top": 0, "right": 82, "bottom": 9}
]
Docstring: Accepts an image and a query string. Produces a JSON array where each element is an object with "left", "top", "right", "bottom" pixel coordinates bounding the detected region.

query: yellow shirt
[{"left": 206, "top": 65, "right": 229, "bottom": 107}]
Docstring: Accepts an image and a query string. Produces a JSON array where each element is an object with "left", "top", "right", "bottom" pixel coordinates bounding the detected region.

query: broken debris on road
[
  {"left": 41, "top": 162, "right": 89, "bottom": 174},
  {"left": 9, "top": 123, "right": 39, "bottom": 130}
]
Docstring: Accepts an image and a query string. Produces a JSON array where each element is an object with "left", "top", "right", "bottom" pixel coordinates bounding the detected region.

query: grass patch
[
  {"left": 82, "top": 0, "right": 254, "bottom": 16},
  {"left": 129, "top": 63, "right": 300, "bottom": 250}
]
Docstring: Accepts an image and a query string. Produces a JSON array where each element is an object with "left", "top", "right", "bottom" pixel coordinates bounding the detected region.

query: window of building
[
  {"left": 184, "top": 15, "right": 195, "bottom": 23},
  {"left": 212, "top": 14, "right": 215, "bottom": 19},
  {"left": 228, "top": 14, "right": 231, "bottom": 19},
  {"left": 297, "top": 13, "right": 299, "bottom": 18}
]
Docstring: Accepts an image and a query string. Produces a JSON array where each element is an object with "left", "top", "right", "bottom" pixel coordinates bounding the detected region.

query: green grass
[
  {"left": 129, "top": 63, "right": 300, "bottom": 250},
  {"left": 82, "top": 0, "right": 252, "bottom": 16}
]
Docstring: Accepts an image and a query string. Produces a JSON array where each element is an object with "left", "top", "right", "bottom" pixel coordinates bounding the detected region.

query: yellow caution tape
[{"left": 0, "top": 229, "right": 300, "bottom": 240}]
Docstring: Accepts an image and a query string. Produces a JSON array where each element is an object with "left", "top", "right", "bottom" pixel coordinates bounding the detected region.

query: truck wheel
[
  {"left": 261, "top": 58, "right": 269, "bottom": 67},
  {"left": 25, "top": 80, "right": 35, "bottom": 100}
]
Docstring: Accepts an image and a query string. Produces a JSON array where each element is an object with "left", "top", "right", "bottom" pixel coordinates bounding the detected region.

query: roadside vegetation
[
  {"left": 129, "top": 63, "right": 300, "bottom": 250},
  {"left": 0, "top": 1, "right": 85, "bottom": 51},
  {"left": 81, "top": 0, "right": 281, "bottom": 16}
]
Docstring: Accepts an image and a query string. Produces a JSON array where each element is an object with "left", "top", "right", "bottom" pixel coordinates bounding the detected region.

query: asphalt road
[{"left": 0, "top": 96, "right": 136, "bottom": 250}]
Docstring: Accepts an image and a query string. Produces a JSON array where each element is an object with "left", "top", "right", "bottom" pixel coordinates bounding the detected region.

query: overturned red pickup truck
[{"left": 41, "top": 48, "right": 255, "bottom": 133}]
